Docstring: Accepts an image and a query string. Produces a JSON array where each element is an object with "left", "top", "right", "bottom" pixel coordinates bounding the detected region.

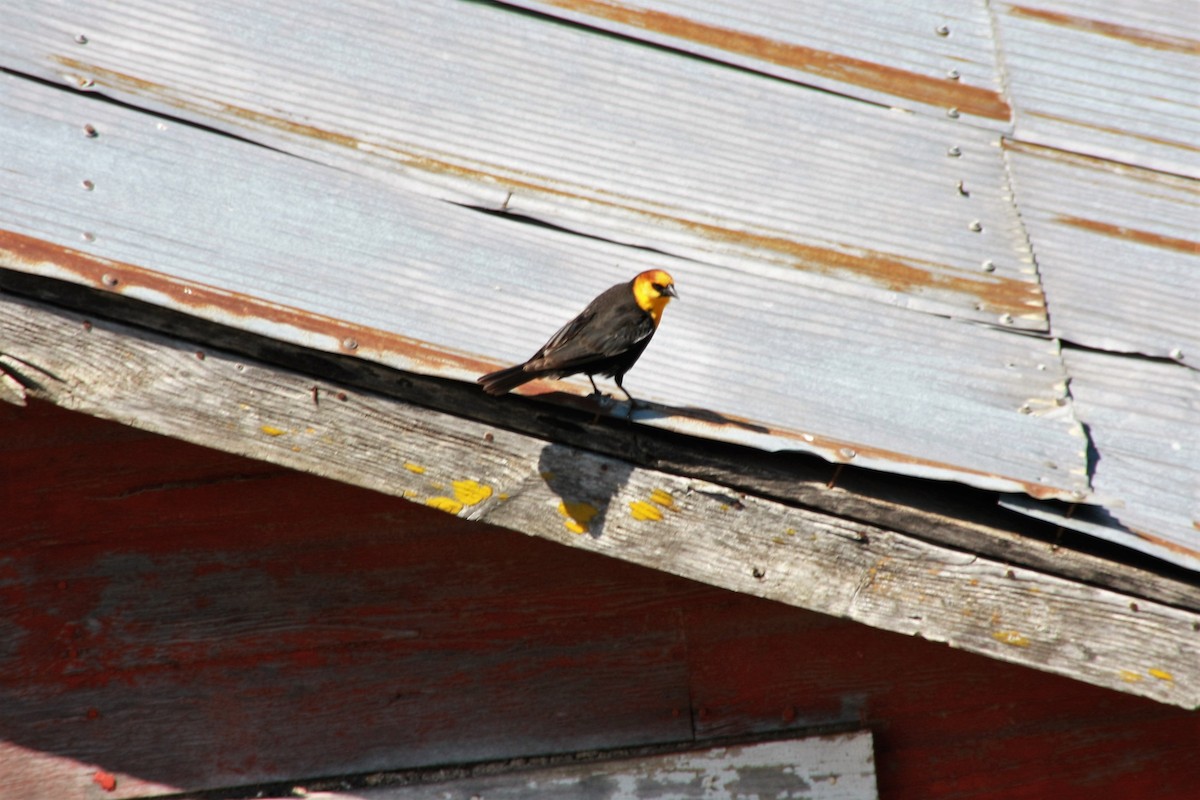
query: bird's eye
[{"left": 652, "top": 283, "right": 664, "bottom": 292}]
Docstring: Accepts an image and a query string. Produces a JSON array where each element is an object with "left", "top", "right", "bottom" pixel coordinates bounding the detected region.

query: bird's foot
[{"left": 588, "top": 389, "right": 615, "bottom": 407}]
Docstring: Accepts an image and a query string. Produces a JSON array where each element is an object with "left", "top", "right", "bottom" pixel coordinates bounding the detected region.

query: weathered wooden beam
[
  {"left": 300, "top": 732, "right": 878, "bottom": 799},
  {"left": 4, "top": 268, "right": 1196, "bottom": 613},
  {"left": 2, "top": 293, "right": 1197, "bottom": 708}
]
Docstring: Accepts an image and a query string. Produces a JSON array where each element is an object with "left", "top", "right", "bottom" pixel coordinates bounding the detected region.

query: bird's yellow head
[{"left": 631, "top": 269, "right": 678, "bottom": 326}]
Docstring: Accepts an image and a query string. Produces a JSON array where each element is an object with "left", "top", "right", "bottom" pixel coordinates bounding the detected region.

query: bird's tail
[{"left": 477, "top": 363, "right": 533, "bottom": 396}]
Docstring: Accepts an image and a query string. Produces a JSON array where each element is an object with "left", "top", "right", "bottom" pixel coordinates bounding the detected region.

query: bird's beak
[{"left": 663, "top": 284, "right": 679, "bottom": 299}]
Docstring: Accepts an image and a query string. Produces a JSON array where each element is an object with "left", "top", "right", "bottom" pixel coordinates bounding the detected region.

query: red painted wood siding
[{"left": 1, "top": 400, "right": 1196, "bottom": 799}]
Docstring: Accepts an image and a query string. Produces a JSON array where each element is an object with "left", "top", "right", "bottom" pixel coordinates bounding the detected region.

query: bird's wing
[{"left": 527, "top": 290, "right": 653, "bottom": 372}]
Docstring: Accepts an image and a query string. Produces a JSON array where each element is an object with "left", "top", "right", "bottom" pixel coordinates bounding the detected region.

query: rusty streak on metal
[
  {"left": 1008, "top": 6, "right": 1200, "bottom": 55},
  {"left": 538, "top": 0, "right": 1011, "bottom": 120},
  {"left": 1055, "top": 216, "right": 1200, "bottom": 256},
  {"left": 0, "top": 230, "right": 1072, "bottom": 501},
  {"left": 1024, "top": 111, "right": 1200, "bottom": 156},
  {"left": 56, "top": 57, "right": 1037, "bottom": 318},
  {"left": 673, "top": 218, "right": 1044, "bottom": 318},
  {"left": 1130, "top": 527, "right": 1200, "bottom": 560},
  {"left": 0, "top": 230, "right": 495, "bottom": 375},
  {"left": 56, "top": 57, "right": 362, "bottom": 150}
]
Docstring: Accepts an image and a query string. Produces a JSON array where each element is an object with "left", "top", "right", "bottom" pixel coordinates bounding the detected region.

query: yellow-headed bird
[{"left": 478, "top": 269, "right": 678, "bottom": 405}]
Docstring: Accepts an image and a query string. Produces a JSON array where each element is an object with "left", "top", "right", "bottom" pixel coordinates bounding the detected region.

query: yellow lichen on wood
[
  {"left": 992, "top": 630, "right": 1031, "bottom": 647},
  {"left": 426, "top": 496, "right": 463, "bottom": 515},
  {"left": 260, "top": 424, "right": 286, "bottom": 436},
  {"left": 453, "top": 479, "right": 492, "bottom": 506},
  {"left": 1148, "top": 668, "right": 1174, "bottom": 682},
  {"left": 649, "top": 488, "right": 674, "bottom": 508},
  {"left": 403, "top": 462, "right": 426, "bottom": 474},
  {"left": 1119, "top": 670, "right": 1143, "bottom": 683},
  {"left": 629, "top": 500, "right": 663, "bottom": 522},
  {"left": 558, "top": 501, "right": 599, "bottom": 534}
]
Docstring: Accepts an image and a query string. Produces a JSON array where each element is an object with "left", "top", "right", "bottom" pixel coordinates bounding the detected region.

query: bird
[{"left": 478, "top": 269, "right": 678, "bottom": 407}]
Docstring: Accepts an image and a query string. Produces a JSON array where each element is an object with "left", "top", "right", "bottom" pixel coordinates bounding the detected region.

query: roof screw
[
  {"left": 81, "top": 179, "right": 95, "bottom": 191},
  {"left": 342, "top": 337, "right": 359, "bottom": 351},
  {"left": 935, "top": 24, "right": 951, "bottom": 36},
  {"left": 947, "top": 107, "right": 960, "bottom": 118},
  {"left": 947, "top": 146, "right": 962, "bottom": 157},
  {"left": 837, "top": 447, "right": 857, "bottom": 460},
  {"left": 83, "top": 123, "right": 98, "bottom": 138},
  {"left": 968, "top": 220, "right": 983, "bottom": 232},
  {"left": 981, "top": 260, "right": 996, "bottom": 272},
  {"left": 752, "top": 567, "right": 766, "bottom": 580},
  {"left": 999, "top": 313, "right": 1014, "bottom": 325},
  {"left": 946, "top": 68, "right": 961, "bottom": 80},
  {"left": 101, "top": 273, "right": 118, "bottom": 287},
  {"left": 74, "top": 33, "right": 89, "bottom": 45},
  {"left": 956, "top": 180, "right": 969, "bottom": 196},
  {"left": 1169, "top": 347, "right": 1184, "bottom": 360},
  {"left": 1019, "top": 403, "right": 1032, "bottom": 415},
  {"left": 81, "top": 231, "right": 96, "bottom": 242},
  {"left": 77, "top": 76, "right": 95, "bottom": 89}
]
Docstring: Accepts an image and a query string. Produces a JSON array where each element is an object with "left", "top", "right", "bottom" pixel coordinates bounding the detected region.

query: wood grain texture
[
  {"left": 2, "top": 399, "right": 1198, "bottom": 800},
  {"left": 7, "top": 268, "right": 1197, "bottom": 613},
  {"left": 304, "top": 733, "right": 877, "bottom": 799},
  {"left": 1, "top": 293, "right": 1197, "bottom": 714}
]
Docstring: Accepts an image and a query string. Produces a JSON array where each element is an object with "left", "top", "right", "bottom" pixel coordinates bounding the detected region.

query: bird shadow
[{"left": 537, "top": 443, "right": 635, "bottom": 540}]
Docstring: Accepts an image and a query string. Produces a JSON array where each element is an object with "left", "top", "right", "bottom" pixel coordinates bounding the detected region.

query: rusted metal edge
[
  {"left": 52, "top": 56, "right": 1043, "bottom": 325},
  {"left": 1006, "top": 5, "right": 1200, "bottom": 55},
  {"left": 0, "top": 228, "right": 1089, "bottom": 503},
  {"left": 1000, "top": 495, "right": 1200, "bottom": 572},
  {"left": 0, "top": 229, "right": 493, "bottom": 377},
  {"left": 506, "top": 0, "right": 1012, "bottom": 121}
]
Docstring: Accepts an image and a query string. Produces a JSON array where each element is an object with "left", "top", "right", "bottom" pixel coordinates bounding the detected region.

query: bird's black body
[{"left": 478, "top": 271, "right": 676, "bottom": 403}]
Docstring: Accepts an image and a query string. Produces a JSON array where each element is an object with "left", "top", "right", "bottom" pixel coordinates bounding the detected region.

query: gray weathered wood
[
  {"left": 1, "top": 294, "right": 1197, "bottom": 708},
  {"left": 6, "top": 268, "right": 1197, "bottom": 613},
  {"left": 299, "top": 732, "right": 877, "bottom": 800}
]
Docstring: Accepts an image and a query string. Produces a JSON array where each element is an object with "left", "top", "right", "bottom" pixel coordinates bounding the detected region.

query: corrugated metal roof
[
  {"left": 1006, "top": 141, "right": 1199, "bottom": 368},
  {"left": 1002, "top": 348, "right": 1200, "bottom": 572},
  {"left": 995, "top": 0, "right": 1200, "bottom": 178},
  {"left": 494, "top": 0, "right": 1012, "bottom": 126},
  {"left": 1, "top": 0, "right": 1046, "bottom": 330},
  {"left": 1, "top": 0, "right": 1196, "bottom": 569},
  {"left": 0, "top": 72, "right": 1088, "bottom": 500}
]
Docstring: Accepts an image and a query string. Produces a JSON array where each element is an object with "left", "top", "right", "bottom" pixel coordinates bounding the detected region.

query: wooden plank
[
  {"left": 7, "top": 269, "right": 1197, "bottom": 613},
  {"left": 0, "top": 402, "right": 696, "bottom": 799},
  {"left": 302, "top": 733, "right": 877, "bottom": 799},
  {"left": 1, "top": 293, "right": 1198, "bottom": 711},
  {"left": 2, "top": 401, "right": 1199, "bottom": 800}
]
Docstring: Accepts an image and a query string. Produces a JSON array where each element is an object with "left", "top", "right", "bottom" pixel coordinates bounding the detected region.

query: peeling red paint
[
  {"left": 540, "top": 0, "right": 1011, "bottom": 119},
  {"left": 92, "top": 771, "right": 117, "bottom": 792},
  {"left": 0, "top": 401, "right": 1196, "bottom": 799}
]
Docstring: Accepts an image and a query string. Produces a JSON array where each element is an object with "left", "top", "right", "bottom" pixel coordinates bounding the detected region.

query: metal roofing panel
[
  {"left": 495, "top": 0, "right": 1012, "bottom": 126},
  {"left": 0, "top": 0, "right": 1045, "bottom": 330},
  {"left": 1003, "top": 348, "right": 1200, "bottom": 571},
  {"left": 994, "top": 0, "right": 1200, "bottom": 178},
  {"left": 1006, "top": 142, "right": 1199, "bottom": 368},
  {"left": 0, "top": 72, "right": 1089, "bottom": 500}
]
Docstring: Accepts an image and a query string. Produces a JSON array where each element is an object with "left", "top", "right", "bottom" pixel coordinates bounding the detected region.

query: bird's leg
[
  {"left": 614, "top": 375, "right": 644, "bottom": 412},
  {"left": 587, "top": 374, "right": 604, "bottom": 398}
]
